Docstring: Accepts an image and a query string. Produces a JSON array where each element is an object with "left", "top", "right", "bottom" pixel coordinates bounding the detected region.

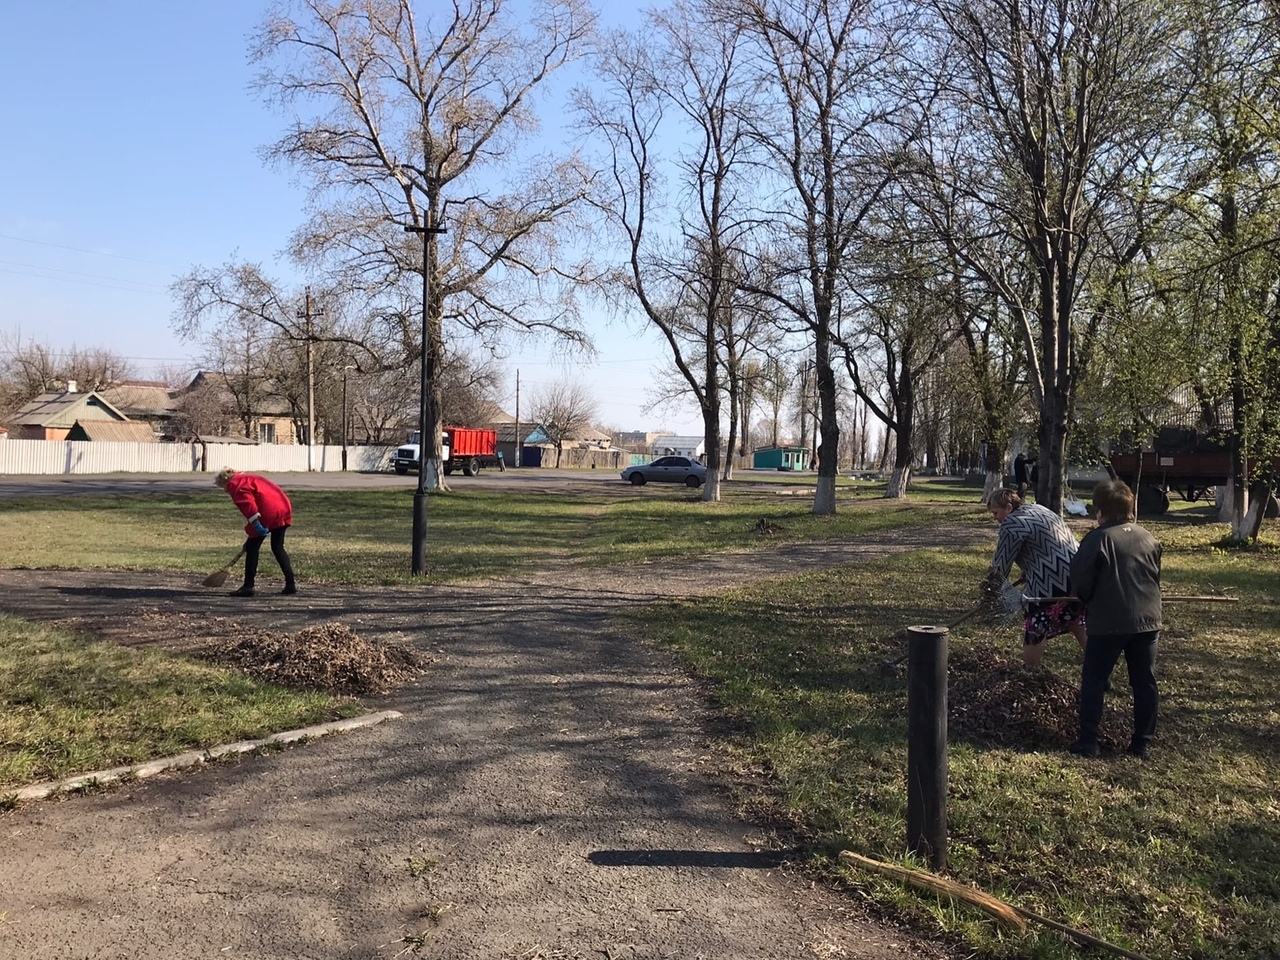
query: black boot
[
  {"left": 229, "top": 585, "right": 255, "bottom": 597},
  {"left": 280, "top": 583, "right": 297, "bottom": 596}
]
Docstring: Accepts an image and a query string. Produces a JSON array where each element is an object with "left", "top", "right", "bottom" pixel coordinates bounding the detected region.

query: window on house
[{"left": 258, "top": 422, "right": 276, "bottom": 444}]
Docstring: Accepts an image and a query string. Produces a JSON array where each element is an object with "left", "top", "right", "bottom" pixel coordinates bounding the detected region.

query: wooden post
[{"left": 906, "top": 624, "right": 948, "bottom": 870}]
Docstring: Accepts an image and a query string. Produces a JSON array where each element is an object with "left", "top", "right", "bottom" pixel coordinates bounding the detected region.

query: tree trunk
[
  {"left": 813, "top": 337, "right": 839, "bottom": 515},
  {"left": 887, "top": 464, "right": 911, "bottom": 498},
  {"left": 1241, "top": 478, "right": 1271, "bottom": 541},
  {"left": 982, "top": 439, "right": 1004, "bottom": 503}
]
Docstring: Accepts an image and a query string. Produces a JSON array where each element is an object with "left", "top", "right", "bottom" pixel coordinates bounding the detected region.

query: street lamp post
[
  {"left": 405, "top": 214, "right": 447, "bottom": 576},
  {"left": 341, "top": 365, "right": 354, "bottom": 472}
]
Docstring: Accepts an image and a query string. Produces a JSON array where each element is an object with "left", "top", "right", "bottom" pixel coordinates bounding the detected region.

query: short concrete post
[{"left": 906, "top": 624, "right": 948, "bottom": 871}]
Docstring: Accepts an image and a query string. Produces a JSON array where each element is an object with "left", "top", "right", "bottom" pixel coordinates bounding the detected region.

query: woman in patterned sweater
[{"left": 981, "top": 488, "right": 1088, "bottom": 666}]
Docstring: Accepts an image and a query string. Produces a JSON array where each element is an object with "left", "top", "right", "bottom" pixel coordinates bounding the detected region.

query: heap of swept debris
[
  {"left": 948, "top": 644, "right": 1132, "bottom": 752},
  {"left": 209, "top": 621, "right": 422, "bottom": 696}
]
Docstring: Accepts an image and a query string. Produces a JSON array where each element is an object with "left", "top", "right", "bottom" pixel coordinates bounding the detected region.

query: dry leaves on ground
[
  {"left": 947, "top": 644, "right": 1130, "bottom": 751},
  {"left": 209, "top": 621, "right": 422, "bottom": 695}
]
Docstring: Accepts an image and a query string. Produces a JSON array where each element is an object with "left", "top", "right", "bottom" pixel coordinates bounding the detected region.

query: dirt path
[{"left": 0, "top": 525, "right": 988, "bottom": 960}]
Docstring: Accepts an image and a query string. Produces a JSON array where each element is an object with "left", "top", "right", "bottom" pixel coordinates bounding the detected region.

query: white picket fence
[{"left": 0, "top": 439, "right": 395, "bottom": 475}]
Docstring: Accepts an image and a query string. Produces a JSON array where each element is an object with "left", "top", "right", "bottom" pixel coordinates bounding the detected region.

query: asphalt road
[{"left": 0, "top": 467, "right": 635, "bottom": 499}]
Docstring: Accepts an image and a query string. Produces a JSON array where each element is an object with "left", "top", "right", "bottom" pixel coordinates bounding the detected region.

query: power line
[
  {"left": 0, "top": 258, "right": 169, "bottom": 290},
  {"left": 0, "top": 232, "right": 179, "bottom": 269}
]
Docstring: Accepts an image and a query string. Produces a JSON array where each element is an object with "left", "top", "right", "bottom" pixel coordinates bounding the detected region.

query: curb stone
[{"left": 4, "top": 709, "right": 403, "bottom": 804}]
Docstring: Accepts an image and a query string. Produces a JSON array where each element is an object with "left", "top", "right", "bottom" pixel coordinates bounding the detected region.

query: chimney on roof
[{"left": 66, "top": 379, "right": 79, "bottom": 393}]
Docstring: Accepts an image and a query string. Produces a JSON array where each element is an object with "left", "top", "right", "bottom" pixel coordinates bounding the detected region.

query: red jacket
[{"left": 225, "top": 473, "right": 293, "bottom": 533}]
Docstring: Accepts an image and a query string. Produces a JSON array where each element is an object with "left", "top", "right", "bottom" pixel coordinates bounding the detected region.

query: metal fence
[{"left": 0, "top": 440, "right": 395, "bottom": 475}]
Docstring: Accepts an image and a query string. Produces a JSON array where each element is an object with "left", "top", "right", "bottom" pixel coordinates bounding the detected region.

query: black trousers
[
  {"left": 1079, "top": 630, "right": 1159, "bottom": 750},
  {"left": 243, "top": 527, "right": 294, "bottom": 588}
]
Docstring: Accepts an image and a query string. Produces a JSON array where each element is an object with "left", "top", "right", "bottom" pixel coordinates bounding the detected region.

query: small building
[
  {"left": 651, "top": 435, "right": 705, "bottom": 459},
  {"left": 65, "top": 419, "right": 159, "bottom": 442},
  {"left": 8, "top": 385, "right": 130, "bottom": 440},
  {"left": 752, "top": 445, "right": 810, "bottom": 471}
]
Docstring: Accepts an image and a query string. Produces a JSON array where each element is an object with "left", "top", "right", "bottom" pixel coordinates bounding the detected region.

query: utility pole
[
  {"left": 296, "top": 288, "right": 324, "bottom": 471},
  {"left": 514, "top": 369, "right": 521, "bottom": 468}
]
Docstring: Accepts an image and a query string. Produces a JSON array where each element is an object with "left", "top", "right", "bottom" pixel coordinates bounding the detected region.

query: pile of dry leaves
[
  {"left": 209, "top": 622, "right": 422, "bottom": 696},
  {"left": 947, "top": 644, "right": 1130, "bottom": 751}
]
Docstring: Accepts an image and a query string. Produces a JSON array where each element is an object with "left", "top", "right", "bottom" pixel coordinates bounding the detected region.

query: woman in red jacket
[{"left": 215, "top": 468, "right": 296, "bottom": 597}]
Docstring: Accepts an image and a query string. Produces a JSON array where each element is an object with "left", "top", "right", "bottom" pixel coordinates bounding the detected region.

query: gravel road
[{"left": 0, "top": 525, "right": 985, "bottom": 960}]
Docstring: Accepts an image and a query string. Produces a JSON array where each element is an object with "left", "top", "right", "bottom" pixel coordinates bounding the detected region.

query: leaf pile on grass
[
  {"left": 948, "top": 644, "right": 1130, "bottom": 750},
  {"left": 208, "top": 622, "right": 421, "bottom": 695}
]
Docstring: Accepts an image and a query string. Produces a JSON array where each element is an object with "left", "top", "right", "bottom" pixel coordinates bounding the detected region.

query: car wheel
[
  {"left": 630, "top": 473, "right": 647, "bottom": 486},
  {"left": 685, "top": 475, "right": 702, "bottom": 488}
]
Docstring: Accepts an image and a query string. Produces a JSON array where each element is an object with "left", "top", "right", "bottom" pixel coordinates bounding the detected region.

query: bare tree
[
  {"left": 527, "top": 380, "right": 599, "bottom": 467},
  {"left": 0, "top": 332, "right": 135, "bottom": 414},
  {"left": 579, "top": 2, "right": 756, "bottom": 502},
  {"left": 759, "top": 355, "right": 790, "bottom": 447},
  {"left": 252, "top": 0, "right": 597, "bottom": 489},
  {"left": 729, "top": 0, "right": 915, "bottom": 514}
]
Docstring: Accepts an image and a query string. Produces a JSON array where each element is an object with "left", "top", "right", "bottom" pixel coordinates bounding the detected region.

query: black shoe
[
  {"left": 280, "top": 584, "right": 297, "bottom": 596},
  {"left": 1069, "top": 741, "right": 1101, "bottom": 758},
  {"left": 1126, "top": 742, "right": 1150, "bottom": 759},
  {"left": 228, "top": 586, "right": 255, "bottom": 597}
]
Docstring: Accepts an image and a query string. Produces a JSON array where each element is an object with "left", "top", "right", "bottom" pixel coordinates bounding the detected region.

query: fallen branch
[
  {"left": 838, "top": 850, "right": 1152, "bottom": 960},
  {"left": 838, "top": 851, "right": 1025, "bottom": 932}
]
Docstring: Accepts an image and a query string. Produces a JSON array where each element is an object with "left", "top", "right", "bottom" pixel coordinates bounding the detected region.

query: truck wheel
[
  {"left": 395, "top": 466, "right": 408, "bottom": 475},
  {"left": 1137, "top": 484, "right": 1170, "bottom": 515},
  {"left": 443, "top": 464, "right": 454, "bottom": 476},
  {"left": 463, "top": 458, "right": 480, "bottom": 477}
]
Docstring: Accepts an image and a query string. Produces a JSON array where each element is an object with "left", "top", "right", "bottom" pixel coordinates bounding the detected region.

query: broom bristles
[{"left": 202, "top": 568, "right": 230, "bottom": 588}]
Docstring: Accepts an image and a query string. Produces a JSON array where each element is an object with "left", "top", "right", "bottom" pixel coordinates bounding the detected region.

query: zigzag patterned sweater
[{"left": 988, "top": 503, "right": 1079, "bottom": 599}]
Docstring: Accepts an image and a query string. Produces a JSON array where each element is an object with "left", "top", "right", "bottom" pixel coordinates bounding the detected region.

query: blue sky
[{"left": 0, "top": 2, "right": 702, "bottom": 433}]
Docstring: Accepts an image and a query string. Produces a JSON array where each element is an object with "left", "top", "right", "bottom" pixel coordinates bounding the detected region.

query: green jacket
[{"left": 1069, "top": 519, "right": 1163, "bottom": 635}]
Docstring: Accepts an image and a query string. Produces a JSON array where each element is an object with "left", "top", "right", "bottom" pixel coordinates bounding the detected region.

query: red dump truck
[{"left": 392, "top": 426, "right": 501, "bottom": 476}]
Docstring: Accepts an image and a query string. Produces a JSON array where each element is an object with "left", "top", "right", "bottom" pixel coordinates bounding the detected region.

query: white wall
[{"left": 0, "top": 440, "right": 394, "bottom": 475}]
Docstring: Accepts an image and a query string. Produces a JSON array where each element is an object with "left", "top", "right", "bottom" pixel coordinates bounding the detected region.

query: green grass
[
  {"left": 626, "top": 516, "right": 1280, "bottom": 959},
  {"left": 0, "top": 613, "right": 361, "bottom": 790},
  {"left": 0, "top": 485, "right": 971, "bottom": 583}
]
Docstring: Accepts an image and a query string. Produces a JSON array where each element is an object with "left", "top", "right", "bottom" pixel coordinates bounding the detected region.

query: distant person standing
[
  {"left": 1068, "top": 480, "right": 1163, "bottom": 759},
  {"left": 215, "top": 468, "right": 296, "bottom": 597},
  {"left": 1013, "top": 451, "right": 1031, "bottom": 498}
]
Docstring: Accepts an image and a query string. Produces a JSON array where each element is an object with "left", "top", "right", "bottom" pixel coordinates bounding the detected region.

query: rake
[{"left": 202, "top": 548, "right": 245, "bottom": 588}]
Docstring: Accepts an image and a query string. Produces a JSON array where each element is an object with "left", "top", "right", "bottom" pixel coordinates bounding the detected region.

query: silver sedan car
[{"left": 621, "top": 455, "right": 707, "bottom": 487}]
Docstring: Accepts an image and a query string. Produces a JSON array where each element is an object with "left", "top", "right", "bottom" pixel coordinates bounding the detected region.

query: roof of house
[
  {"left": 652, "top": 435, "right": 705, "bottom": 454},
  {"left": 67, "top": 419, "right": 159, "bottom": 442},
  {"left": 183, "top": 371, "right": 295, "bottom": 418},
  {"left": 10, "top": 390, "right": 129, "bottom": 428},
  {"left": 476, "top": 402, "right": 516, "bottom": 424},
  {"left": 98, "top": 382, "right": 178, "bottom": 418},
  {"left": 493, "top": 423, "right": 541, "bottom": 444},
  {"left": 193, "top": 433, "right": 258, "bottom": 445}
]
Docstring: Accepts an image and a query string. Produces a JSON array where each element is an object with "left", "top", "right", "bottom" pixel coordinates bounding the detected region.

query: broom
[{"left": 202, "top": 548, "right": 245, "bottom": 588}]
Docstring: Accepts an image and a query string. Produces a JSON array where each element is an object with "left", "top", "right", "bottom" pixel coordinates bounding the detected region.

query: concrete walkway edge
[{"left": 5, "top": 709, "right": 403, "bottom": 803}]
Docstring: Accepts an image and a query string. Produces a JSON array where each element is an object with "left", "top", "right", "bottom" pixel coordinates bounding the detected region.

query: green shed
[{"left": 753, "top": 446, "right": 810, "bottom": 470}]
